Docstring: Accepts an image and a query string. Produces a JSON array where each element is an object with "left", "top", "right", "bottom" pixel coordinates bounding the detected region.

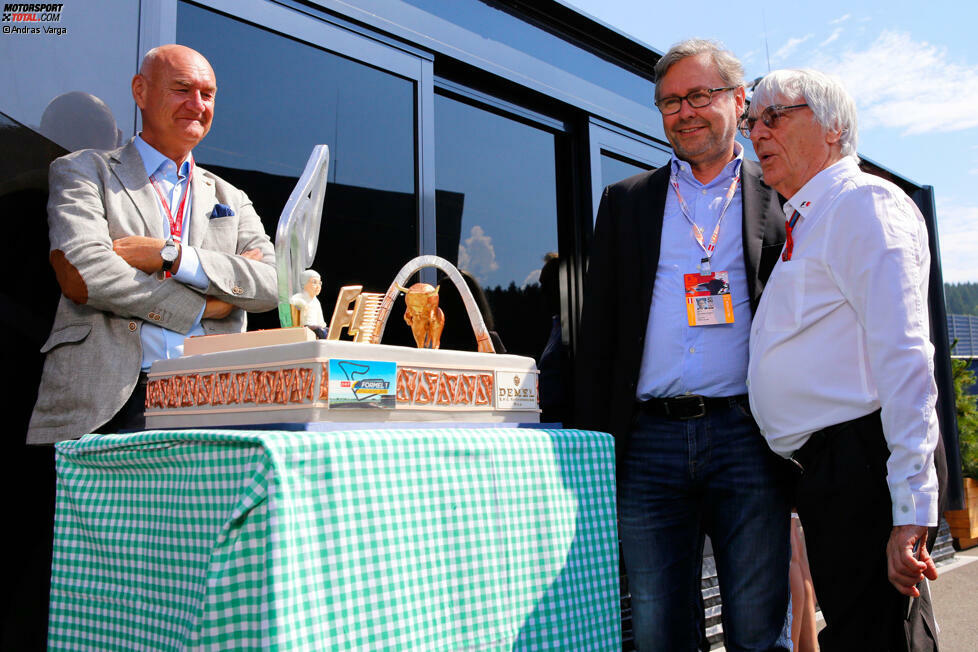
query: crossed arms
[{"left": 47, "top": 150, "right": 277, "bottom": 331}]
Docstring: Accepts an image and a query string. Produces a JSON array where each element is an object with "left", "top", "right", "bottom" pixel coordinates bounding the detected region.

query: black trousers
[
  {"left": 1, "top": 445, "right": 55, "bottom": 651},
  {"left": 794, "top": 411, "right": 943, "bottom": 652}
]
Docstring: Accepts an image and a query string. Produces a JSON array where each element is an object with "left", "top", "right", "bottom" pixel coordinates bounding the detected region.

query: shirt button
[
  {"left": 128, "top": 321, "right": 137, "bottom": 331},
  {"left": 901, "top": 505, "right": 910, "bottom": 513},
  {"left": 689, "top": 347, "right": 695, "bottom": 353},
  {"left": 701, "top": 189, "right": 707, "bottom": 195},
  {"left": 232, "top": 286, "right": 243, "bottom": 295}
]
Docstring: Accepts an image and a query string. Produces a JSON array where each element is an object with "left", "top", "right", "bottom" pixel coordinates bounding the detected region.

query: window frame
[
  {"left": 148, "top": 0, "right": 438, "bottom": 268},
  {"left": 587, "top": 117, "right": 671, "bottom": 223}
]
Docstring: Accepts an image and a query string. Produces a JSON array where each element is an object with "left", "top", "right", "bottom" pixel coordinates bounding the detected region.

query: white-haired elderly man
[{"left": 743, "top": 69, "right": 946, "bottom": 650}]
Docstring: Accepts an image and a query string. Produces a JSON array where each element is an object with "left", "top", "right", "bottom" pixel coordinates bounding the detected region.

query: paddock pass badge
[{"left": 684, "top": 271, "right": 734, "bottom": 326}]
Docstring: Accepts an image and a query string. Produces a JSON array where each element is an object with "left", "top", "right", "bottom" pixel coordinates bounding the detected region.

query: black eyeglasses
[
  {"left": 738, "top": 104, "right": 808, "bottom": 137},
  {"left": 654, "top": 87, "right": 738, "bottom": 115}
]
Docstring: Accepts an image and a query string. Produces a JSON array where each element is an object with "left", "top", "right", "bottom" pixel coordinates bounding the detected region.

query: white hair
[
  {"left": 751, "top": 69, "right": 859, "bottom": 160},
  {"left": 300, "top": 269, "right": 321, "bottom": 285}
]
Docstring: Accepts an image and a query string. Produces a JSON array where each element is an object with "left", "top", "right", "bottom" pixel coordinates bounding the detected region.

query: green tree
[
  {"left": 952, "top": 356, "right": 978, "bottom": 478},
  {"left": 945, "top": 282, "right": 978, "bottom": 316}
]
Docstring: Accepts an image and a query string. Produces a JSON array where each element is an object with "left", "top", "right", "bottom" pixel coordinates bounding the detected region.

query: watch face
[{"left": 161, "top": 242, "right": 178, "bottom": 262}]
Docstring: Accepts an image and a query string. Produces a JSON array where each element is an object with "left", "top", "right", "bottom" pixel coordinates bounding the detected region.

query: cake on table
[
  {"left": 146, "top": 146, "right": 540, "bottom": 429},
  {"left": 146, "top": 330, "right": 540, "bottom": 428}
]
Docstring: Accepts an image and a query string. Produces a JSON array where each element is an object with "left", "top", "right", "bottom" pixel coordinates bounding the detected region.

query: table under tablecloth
[{"left": 49, "top": 427, "right": 620, "bottom": 651}]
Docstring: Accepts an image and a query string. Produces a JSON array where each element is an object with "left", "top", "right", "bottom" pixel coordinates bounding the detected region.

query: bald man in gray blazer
[{"left": 28, "top": 44, "right": 277, "bottom": 443}]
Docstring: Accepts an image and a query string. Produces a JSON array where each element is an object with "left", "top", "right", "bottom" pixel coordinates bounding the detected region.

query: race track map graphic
[{"left": 328, "top": 359, "right": 396, "bottom": 408}]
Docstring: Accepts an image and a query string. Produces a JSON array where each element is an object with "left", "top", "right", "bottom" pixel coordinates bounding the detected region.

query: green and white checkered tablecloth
[{"left": 49, "top": 428, "right": 620, "bottom": 651}]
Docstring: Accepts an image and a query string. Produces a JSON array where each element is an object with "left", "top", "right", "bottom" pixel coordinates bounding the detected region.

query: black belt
[
  {"left": 789, "top": 409, "right": 882, "bottom": 474},
  {"left": 638, "top": 394, "right": 746, "bottom": 420}
]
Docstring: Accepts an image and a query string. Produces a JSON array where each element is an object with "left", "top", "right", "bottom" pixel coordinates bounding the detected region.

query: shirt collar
[
  {"left": 133, "top": 134, "right": 193, "bottom": 181},
  {"left": 783, "top": 156, "right": 858, "bottom": 218},
  {"left": 670, "top": 142, "right": 744, "bottom": 187}
]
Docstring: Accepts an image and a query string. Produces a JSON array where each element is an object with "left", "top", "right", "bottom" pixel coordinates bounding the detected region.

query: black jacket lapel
[{"left": 637, "top": 166, "right": 670, "bottom": 322}]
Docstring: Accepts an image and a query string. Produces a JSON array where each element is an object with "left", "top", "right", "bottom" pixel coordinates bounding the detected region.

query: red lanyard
[
  {"left": 670, "top": 167, "right": 741, "bottom": 262},
  {"left": 782, "top": 210, "right": 802, "bottom": 261},
  {"left": 149, "top": 157, "right": 194, "bottom": 243}
]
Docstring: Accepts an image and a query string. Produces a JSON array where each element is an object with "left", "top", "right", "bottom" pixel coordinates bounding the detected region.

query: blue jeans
[{"left": 619, "top": 399, "right": 792, "bottom": 651}]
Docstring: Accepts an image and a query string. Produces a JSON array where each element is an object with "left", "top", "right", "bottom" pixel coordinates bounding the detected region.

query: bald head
[
  {"left": 139, "top": 44, "right": 212, "bottom": 78},
  {"left": 132, "top": 44, "right": 216, "bottom": 164}
]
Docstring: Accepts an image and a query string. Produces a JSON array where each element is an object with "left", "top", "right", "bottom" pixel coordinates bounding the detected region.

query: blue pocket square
[{"left": 211, "top": 203, "right": 235, "bottom": 218}]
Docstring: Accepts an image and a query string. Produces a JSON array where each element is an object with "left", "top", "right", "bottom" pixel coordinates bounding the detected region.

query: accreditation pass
[{"left": 684, "top": 271, "right": 734, "bottom": 326}]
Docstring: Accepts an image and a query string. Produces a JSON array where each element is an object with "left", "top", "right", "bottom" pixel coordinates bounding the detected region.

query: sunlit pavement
[
  {"left": 931, "top": 545, "right": 978, "bottom": 652},
  {"left": 713, "top": 546, "right": 977, "bottom": 651}
]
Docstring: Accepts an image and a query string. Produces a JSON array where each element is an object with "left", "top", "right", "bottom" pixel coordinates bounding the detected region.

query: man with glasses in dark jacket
[{"left": 575, "top": 39, "right": 790, "bottom": 651}]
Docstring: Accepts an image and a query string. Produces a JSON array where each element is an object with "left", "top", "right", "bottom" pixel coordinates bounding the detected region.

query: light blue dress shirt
[
  {"left": 132, "top": 135, "right": 210, "bottom": 371},
  {"left": 636, "top": 146, "right": 752, "bottom": 399}
]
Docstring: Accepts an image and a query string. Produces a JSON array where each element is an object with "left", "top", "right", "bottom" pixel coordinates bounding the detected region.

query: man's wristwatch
[{"left": 160, "top": 238, "right": 179, "bottom": 272}]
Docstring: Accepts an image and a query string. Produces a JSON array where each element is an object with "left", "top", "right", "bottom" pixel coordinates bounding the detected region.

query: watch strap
[{"left": 161, "top": 238, "right": 178, "bottom": 272}]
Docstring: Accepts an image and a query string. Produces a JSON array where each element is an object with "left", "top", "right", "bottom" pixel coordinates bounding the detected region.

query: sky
[{"left": 565, "top": 0, "right": 978, "bottom": 283}]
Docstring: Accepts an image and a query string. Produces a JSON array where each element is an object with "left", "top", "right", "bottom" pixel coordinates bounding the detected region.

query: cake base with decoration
[
  {"left": 146, "top": 333, "right": 539, "bottom": 428},
  {"left": 146, "top": 146, "right": 540, "bottom": 429}
]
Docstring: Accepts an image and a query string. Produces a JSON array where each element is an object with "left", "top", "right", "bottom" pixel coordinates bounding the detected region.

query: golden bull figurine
[
  {"left": 395, "top": 282, "right": 445, "bottom": 349},
  {"left": 323, "top": 255, "right": 494, "bottom": 353}
]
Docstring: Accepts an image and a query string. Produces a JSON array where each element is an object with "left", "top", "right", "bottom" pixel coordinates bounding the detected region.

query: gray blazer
[{"left": 28, "top": 140, "right": 277, "bottom": 443}]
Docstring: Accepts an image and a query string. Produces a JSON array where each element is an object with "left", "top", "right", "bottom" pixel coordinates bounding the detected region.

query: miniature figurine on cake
[
  {"left": 291, "top": 269, "right": 328, "bottom": 339},
  {"left": 396, "top": 282, "right": 444, "bottom": 349}
]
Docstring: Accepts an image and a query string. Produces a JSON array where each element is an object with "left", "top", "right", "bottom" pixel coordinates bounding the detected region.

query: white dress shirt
[{"left": 748, "top": 157, "right": 939, "bottom": 527}]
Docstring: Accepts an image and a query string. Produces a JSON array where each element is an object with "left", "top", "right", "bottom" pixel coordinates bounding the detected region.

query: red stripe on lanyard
[
  {"left": 782, "top": 210, "right": 801, "bottom": 261},
  {"left": 149, "top": 157, "right": 194, "bottom": 245}
]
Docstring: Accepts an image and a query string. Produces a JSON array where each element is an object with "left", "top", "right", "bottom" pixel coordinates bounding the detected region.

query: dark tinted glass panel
[
  {"left": 178, "top": 2, "right": 417, "bottom": 338},
  {"left": 600, "top": 151, "right": 652, "bottom": 187},
  {"left": 1, "top": 112, "right": 66, "bottom": 433},
  {"left": 0, "top": 0, "right": 138, "bottom": 148},
  {"left": 2, "top": 2, "right": 138, "bottom": 442},
  {"left": 433, "top": 93, "right": 560, "bottom": 367}
]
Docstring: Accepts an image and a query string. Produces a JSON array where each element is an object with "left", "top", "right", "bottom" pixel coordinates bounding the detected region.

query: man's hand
[
  {"left": 240, "top": 248, "right": 263, "bottom": 262},
  {"left": 203, "top": 296, "right": 234, "bottom": 320},
  {"left": 113, "top": 236, "right": 170, "bottom": 274},
  {"left": 202, "top": 249, "right": 260, "bottom": 319},
  {"left": 201, "top": 248, "right": 260, "bottom": 319},
  {"left": 886, "top": 525, "right": 938, "bottom": 597}
]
